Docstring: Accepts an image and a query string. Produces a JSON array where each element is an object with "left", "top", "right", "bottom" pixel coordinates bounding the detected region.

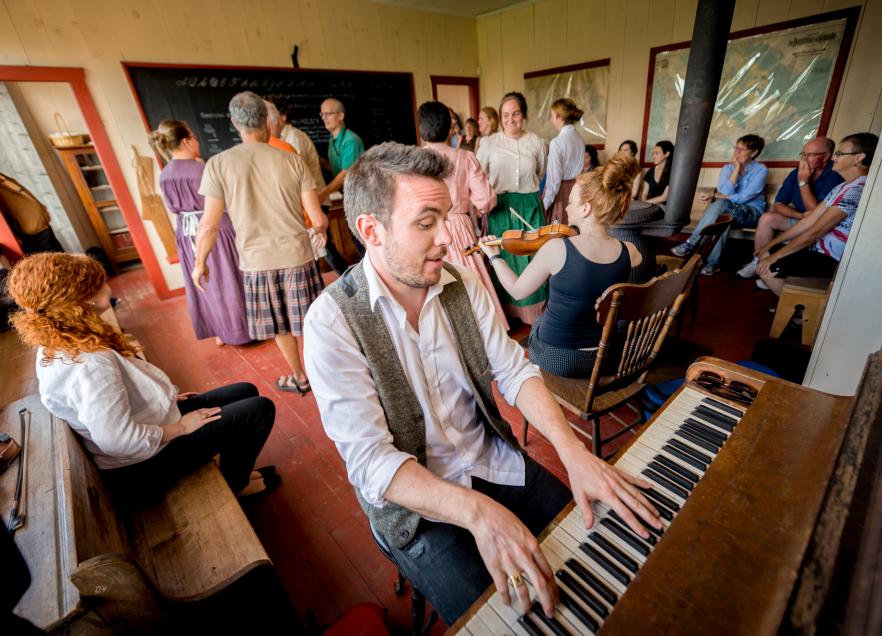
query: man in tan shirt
[{"left": 194, "top": 91, "right": 328, "bottom": 395}]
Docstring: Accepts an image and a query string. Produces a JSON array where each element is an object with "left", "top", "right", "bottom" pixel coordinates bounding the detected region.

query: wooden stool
[{"left": 770, "top": 277, "right": 831, "bottom": 346}]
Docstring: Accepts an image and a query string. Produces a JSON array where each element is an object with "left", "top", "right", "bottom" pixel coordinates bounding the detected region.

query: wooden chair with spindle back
[
  {"left": 657, "top": 214, "right": 732, "bottom": 324},
  {"left": 524, "top": 254, "right": 699, "bottom": 459}
]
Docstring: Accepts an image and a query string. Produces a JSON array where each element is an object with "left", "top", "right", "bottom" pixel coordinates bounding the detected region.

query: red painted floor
[{"left": 104, "top": 242, "right": 776, "bottom": 633}]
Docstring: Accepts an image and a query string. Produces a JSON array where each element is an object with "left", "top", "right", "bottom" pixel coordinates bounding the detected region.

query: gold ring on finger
[{"left": 507, "top": 572, "right": 524, "bottom": 587}]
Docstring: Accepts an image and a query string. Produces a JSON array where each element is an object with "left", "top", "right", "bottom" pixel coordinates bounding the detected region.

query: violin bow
[{"left": 508, "top": 206, "right": 536, "bottom": 231}]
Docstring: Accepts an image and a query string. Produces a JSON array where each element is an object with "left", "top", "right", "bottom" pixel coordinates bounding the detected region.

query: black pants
[
  {"left": 20, "top": 227, "right": 63, "bottom": 255},
  {"left": 102, "top": 382, "right": 275, "bottom": 509}
]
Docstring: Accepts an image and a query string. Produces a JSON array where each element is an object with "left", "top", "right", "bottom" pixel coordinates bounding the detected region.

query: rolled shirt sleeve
[
  {"left": 304, "top": 296, "right": 417, "bottom": 506},
  {"left": 717, "top": 162, "right": 768, "bottom": 206}
]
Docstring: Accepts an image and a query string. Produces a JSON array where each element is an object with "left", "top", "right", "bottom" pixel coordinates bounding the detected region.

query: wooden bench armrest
[{"left": 129, "top": 462, "right": 272, "bottom": 602}]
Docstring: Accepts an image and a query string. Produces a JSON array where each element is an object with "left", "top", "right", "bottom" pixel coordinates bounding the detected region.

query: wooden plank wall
[
  {"left": 0, "top": 0, "right": 480, "bottom": 292},
  {"left": 477, "top": 0, "right": 882, "bottom": 188}
]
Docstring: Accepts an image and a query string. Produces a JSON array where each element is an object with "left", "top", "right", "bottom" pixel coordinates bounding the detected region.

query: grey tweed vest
[{"left": 326, "top": 261, "right": 521, "bottom": 549}]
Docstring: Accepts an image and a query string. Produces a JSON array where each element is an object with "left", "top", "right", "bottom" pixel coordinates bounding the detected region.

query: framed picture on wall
[
  {"left": 523, "top": 59, "right": 610, "bottom": 147},
  {"left": 641, "top": 7, "right": 860, "bottom": 167}
]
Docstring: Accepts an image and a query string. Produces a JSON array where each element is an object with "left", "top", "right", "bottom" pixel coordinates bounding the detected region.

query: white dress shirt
[
  {"left": 281, "top": 123, "right": 327, "bottom": 192},
  {"left": 36, "top": 348, "right": 181, "bottom": 469},
  {"left": 543, "top": 124, "right": 585, "bottom": 210},
  {"left": 476, "top": 131, "right": 547, "bottom": 195},
  {"left": 303, "top": 256, "right": 540, "bottom": 507}
]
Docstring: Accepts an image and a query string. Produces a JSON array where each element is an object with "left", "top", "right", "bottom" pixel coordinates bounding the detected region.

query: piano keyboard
[{"left": 455, "top": 386, "right": 747, "bottom": 635}]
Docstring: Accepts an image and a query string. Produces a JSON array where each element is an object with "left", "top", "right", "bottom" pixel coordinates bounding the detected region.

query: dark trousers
[
  {"left": 385, "top": 456, "right": 571, "bottom": 624},
  {"left": 20, "top": 227, "right": 63, "bottom": 255},
  {"left": 102, "top": 382, "right": 275, "bottom": 509}
]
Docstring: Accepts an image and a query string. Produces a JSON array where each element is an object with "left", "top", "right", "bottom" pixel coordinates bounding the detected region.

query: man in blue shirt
[
  {"left": 736, "top": 137, "right": 843, "bottom": 281},
  {"left": 672, "top": 134, "right": 768, "bottom": 275}
]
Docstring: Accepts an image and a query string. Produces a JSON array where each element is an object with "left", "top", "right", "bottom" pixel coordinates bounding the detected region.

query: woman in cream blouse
[{"left": 476, "top": 91, "right": 548, "bottom": 324}]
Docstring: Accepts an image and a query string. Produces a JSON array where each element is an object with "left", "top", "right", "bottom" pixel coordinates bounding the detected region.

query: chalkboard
[{"left": 123, "top": 63, "right": 417, "bottom": 159}]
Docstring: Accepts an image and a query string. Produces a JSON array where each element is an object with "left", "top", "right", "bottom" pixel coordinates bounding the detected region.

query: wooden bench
[
  {"left": 770, "top": 276, "right": 832, "bottom": 346},
  {"left": 3, "top": 395, "right": 274, "bottom": 632}
]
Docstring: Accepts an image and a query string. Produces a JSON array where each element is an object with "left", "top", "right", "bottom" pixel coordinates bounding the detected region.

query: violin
[{"left": 462, "top": 221, "right": 579, "bottom": 257}]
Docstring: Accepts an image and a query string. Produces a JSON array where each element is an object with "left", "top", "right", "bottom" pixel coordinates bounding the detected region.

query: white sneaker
[
  {"left": 737, "top": 257, "right": 758, "bottom": 279},
  {"left": 755, "top": 279, "right": 769, "bottom": 290}
]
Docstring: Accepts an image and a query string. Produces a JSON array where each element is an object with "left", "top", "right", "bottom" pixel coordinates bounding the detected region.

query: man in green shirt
[{"left": 318, "top": 98, "right": 365, "bottom": 202}]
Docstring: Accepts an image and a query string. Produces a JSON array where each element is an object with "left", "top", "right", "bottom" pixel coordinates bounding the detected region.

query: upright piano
[{"left": 450, "top": 354, "right": 882, "bottom": 635}]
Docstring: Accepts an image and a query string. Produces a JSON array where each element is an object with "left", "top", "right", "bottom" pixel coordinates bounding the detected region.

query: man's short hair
[
  {"left": 263, "top": 100, "right": 281, "bottom": 125},
  {"left": 324, "top": 97, "right": 345, "bottom": 114},
  {"left": 229, "top": 91, "right": 267, "bottom": 131},
  {"left": 738, "top": 134, "right": 765, "bottom": 156},
  {"left": 343, "top": 142, "right": 451, "bottom": 240},
  {"left": 418, "top": 101, "right": 452, "bottom": 143},
  {"left": 842, "top": 132, "right": 879, "bottom": 166},
  {"left": 819, "top": 137, "right": 835, "bottom": 155}
]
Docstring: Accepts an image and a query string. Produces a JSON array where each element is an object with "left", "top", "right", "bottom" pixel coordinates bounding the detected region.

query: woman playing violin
[{"left": 481, "top": 153, "right": 642, "bottom": 378}]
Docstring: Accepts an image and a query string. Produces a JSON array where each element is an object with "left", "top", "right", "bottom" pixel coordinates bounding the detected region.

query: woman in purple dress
[{"left": 149, "top": 120, "right": 250, "bottom": 345}]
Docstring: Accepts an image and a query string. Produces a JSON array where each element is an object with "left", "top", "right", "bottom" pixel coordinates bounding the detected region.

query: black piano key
[
  {"left": 647, "top": 461, "right": 693, "bottom": 493},
  {"left": 609, "top": 509, "right": 661, "bottom": 541},
  {"left": 681, "top": 422, "right": 723, "bottom": 450},
  {"left": 530, "top": 601, "right": 571, "bottom": 636},
  {"left": 601, "top": 517, "right": 651, "bottom": 556},
  {"left": 579, "top": 543, "right": 631, "bottom": 586},
  {"left": 589, "top": 533, "right": 639, "bottom": 573},
  {"left": 636, "top": 489, "right": 674, "bottom": 520},
  {"left": 666, "top": 440, "right": 710, "bottom": 469},
  {"left": 655, "top": 454, "right": 700, "bottom": 483},
  {"left": 557, "top": 570, "right": 609, "bottom": 618},
  {"left": 684, "top": 417, "right": 727, "bottom": 444},
  {"left": 638, "top": 485, "right": 681, "bottom": 512},
  {"left": 557, "top": 587, "right": 601, "bottom": 632},
  {"left": 642, "top": 468, "right": 689, "bottom": 500},
  {"left": 690, "top": 410, "right": 734, "bottom": 435},
  {"left": 703, "top": 397, "right": 744, "bottom": 418},
  {"left": 517, "top": 613, "right": 545, "bottom": 636},
  {"left": 694, "top": 404, "right": 736, "bottom": 431},
  {"left": 675, "top": 428, "right": 719, "bottom": 454},
  {"left": 565, "top": 558, "right": 618, "bottom": 605}
]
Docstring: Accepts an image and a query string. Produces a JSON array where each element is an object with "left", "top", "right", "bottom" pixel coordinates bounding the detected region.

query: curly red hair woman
[{"left": 8, "top": 253, "right": 279, "bottom": 506}]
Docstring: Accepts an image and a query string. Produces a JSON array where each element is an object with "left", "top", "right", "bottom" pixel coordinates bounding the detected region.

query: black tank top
[{"left": 538, "top": 239, "right": 631, "bottom": 349}]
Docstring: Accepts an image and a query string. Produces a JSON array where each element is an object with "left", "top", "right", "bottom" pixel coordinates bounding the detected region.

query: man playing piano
[{"left": 304, "top": 142, "right": 661, "bottom": 625}]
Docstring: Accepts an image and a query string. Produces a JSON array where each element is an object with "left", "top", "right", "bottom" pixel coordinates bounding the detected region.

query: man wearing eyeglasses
[
  {"left": 671, "top": 134, "right": 768, "bottom": 276},
  {"left": 317, "top": 98, "right": 365, "bottom": 203},
  {"left": 737, "top": 137, "right": 843, "bottom": 282},
  {"left": 756, "top": 133, "right": 878, "bottom": 296}
]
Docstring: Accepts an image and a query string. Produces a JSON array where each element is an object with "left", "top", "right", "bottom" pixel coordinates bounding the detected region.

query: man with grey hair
[
  {"left": 195, "top": 91, "right": 329, "bottom": 395},
  {"left": 317, "top": 97, "right": 364, "bottom": 203},
  {"left": 303, "top": 142, "right": 660, "bottom": 624}
]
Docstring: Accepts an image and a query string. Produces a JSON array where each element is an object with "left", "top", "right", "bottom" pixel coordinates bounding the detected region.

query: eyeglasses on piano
[{"left": 694, "top": 371, "right": 758, "bottom": 406}]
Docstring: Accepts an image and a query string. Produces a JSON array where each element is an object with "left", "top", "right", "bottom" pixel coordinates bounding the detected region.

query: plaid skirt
[{"left": 243, "top": 261, "right": 324, "bottom": 340}]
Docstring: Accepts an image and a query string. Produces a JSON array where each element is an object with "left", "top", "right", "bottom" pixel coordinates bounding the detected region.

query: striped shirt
[{"left": 813, "top": 176, "right": 866, "bottom": 261}]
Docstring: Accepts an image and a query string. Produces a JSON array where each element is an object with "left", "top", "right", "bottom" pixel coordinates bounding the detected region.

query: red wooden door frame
[
  {"left": 0, "top": 65, "right": 177, "bottom": 299},
  {"left": 430, "top": 75, "right": 480, "bottom": 119}
]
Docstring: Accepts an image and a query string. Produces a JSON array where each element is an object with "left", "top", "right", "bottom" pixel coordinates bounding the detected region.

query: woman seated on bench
[
  {"left": 7, "top": 253, "right": 279, "bottom": 505},
  {"left": 481, "top": 152, "right": 642, "bottom": 378}
]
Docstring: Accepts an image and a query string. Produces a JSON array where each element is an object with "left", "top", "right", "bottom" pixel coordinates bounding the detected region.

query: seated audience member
[
  {"left": 672, "top": 134, "right": 768, "bottom": 275},
  {"left": 582, "top": 144, "right": 601, "bottom": 173},
  {"left": 482, "top": 152, "right": 641, "bottom": 378},
  {"left": 637, "top": 140, "right": 674, "bottom": 207},
  {"left": 7, "top": 252, "right": 278, "bottom": 505},
  {"left": 756, "top": 133, "right": 877, "bottom": 296},
  {"left": 303, "top": 142, "right": 660, "bottom": 625},
  {"left": 737, "top": 137, "right": 842, "bottom": 280},
  {"left": 419, "top": 101, "right": 507, "bottom": 328},
  {"left": 617, "top": 140, "right": 645, "bottom": 200}
]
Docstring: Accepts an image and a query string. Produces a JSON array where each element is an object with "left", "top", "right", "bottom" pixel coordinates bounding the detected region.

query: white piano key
[
  {"left": 475, "top": 602, "right": 514, "bottom": 635},
  {"left": 487, "top": 592, "right": 534, "bottom": 636},
  {"left": 521, "top": 569, "right": 591, "bottom": 635},
  {"left": 465, "top": 613, "right": 495, "bottom": 636},
  {"left": 549, "top": 524, "right": 628, "bottom": 596}
]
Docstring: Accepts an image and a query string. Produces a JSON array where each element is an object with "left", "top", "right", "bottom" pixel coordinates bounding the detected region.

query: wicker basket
[{"left": 49, "top": 112, "right": 90, "bottom": 147}]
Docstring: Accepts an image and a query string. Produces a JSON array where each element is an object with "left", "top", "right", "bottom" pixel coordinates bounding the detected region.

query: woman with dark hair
[
  {"left": 476, "top": 91, "right": 548, "bottom": 324},
  {"left": 460, "top": 118, "right": 479, "bottom": 152},
  {"left": 583, "top": 144, "right": 601, "bottom": 173},
  {"left": 637, "top": 140, "right": 674, "bottom": 206},
  {"left": 7, "top": 252, "right": 278, "bottom": 506},
  {"left": 419, "top": 102, "right": 507, "bottom": 328},
  {"left": 448, "top": 109, "right": 465, "bottom": 149},
  {"left": 481, "top": 152, "right": 641, "bottom": 377},
  {"left": 148, "top": 120, "right": 250, "bottom": 346},
  {"left": 619, "top": 139, "right": 638, "bottom": 157},
  {"left": 543, "top": 98, "right": 586, "bottom": 224}
]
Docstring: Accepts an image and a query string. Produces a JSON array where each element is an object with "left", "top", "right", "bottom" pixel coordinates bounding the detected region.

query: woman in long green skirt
[{"left": 477, "top": 91, "right": 549, "bottom": 324}]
